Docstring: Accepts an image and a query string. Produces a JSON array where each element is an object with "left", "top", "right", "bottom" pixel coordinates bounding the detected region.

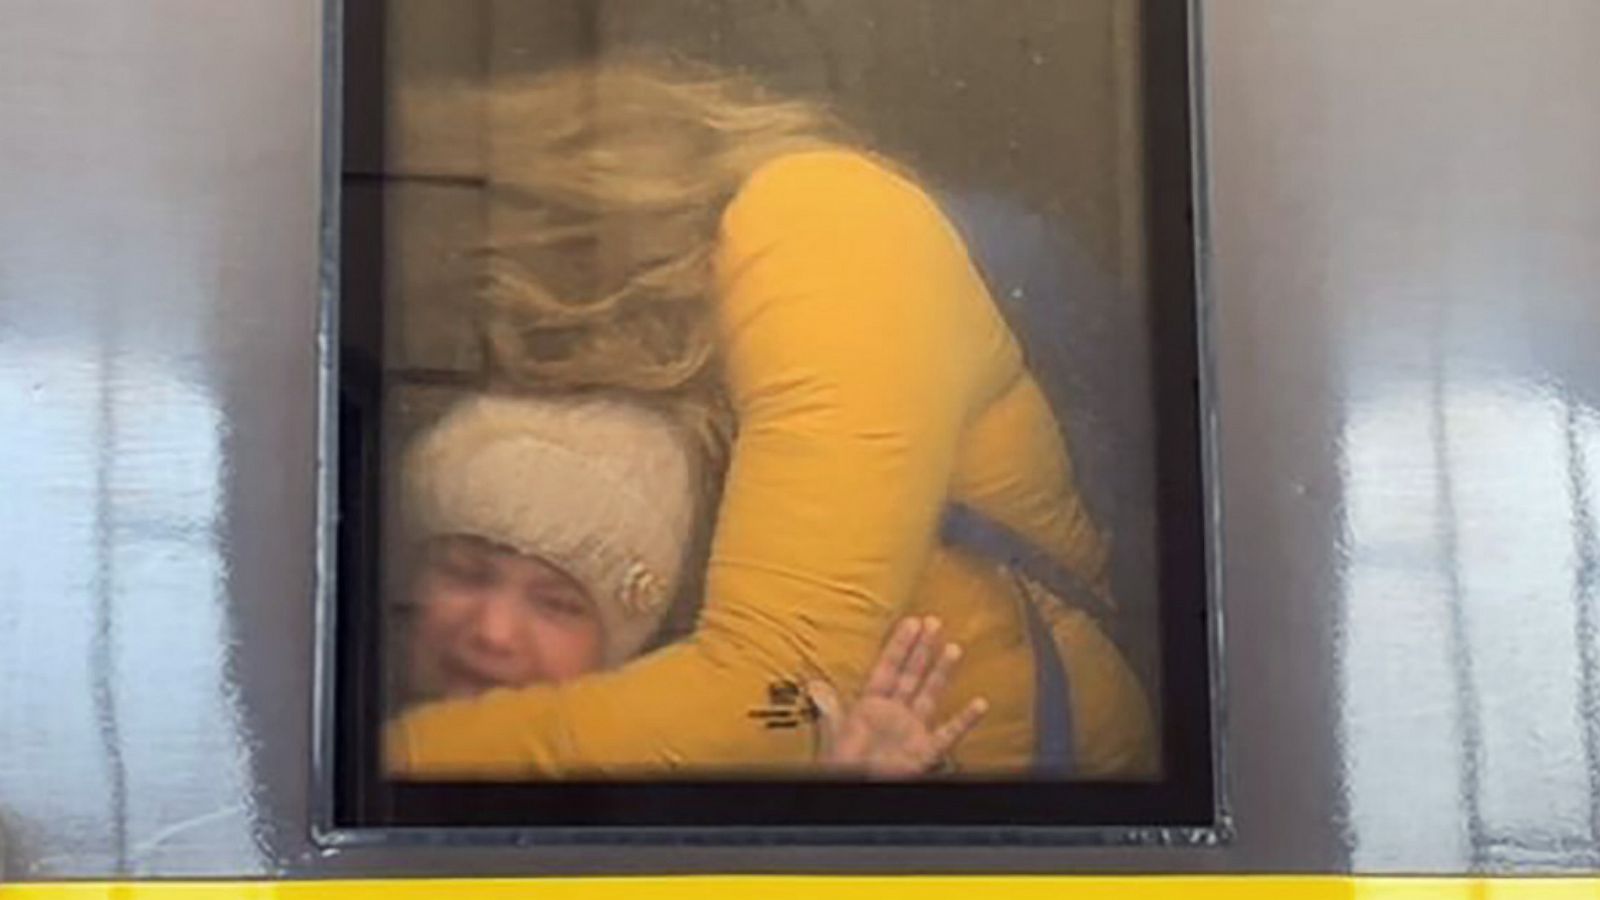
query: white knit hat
[{"left": 402, "top": 393, "right": 700, "bottom": 667}]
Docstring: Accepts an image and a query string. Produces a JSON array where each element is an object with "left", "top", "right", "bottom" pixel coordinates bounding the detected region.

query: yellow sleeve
[{"left": 387, "top": 151, "right": 1014, "bottom": 776}]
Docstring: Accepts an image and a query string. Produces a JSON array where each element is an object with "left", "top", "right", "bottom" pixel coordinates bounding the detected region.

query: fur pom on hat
[{"left": 402, "top": 393, "right": 699, "bottom": 667}]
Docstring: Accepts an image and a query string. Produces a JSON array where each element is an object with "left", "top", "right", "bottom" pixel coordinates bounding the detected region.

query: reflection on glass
[
  {"left": 0, "top": 343, "right": 255, "bottom": 873},
  {"left": 1340, "top": 375, "right": 1600, "bottom": 867}
]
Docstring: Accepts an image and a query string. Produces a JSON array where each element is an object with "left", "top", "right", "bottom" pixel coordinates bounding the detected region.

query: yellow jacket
[{"left": 387, "top": 151, "right": 1156, "bottom": 778}]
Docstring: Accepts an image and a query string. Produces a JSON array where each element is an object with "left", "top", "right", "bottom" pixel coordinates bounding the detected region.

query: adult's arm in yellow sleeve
[{"left": 386, "top": 151, "right": 1013, "bottom": 776}]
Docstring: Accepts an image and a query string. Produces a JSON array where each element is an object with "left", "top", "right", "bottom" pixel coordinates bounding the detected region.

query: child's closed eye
[
  {"left": 435, "top": 556, "right": 497, "bottom": 588},
  {"left": 530, "top": 590, "right": 592, "bottom": 618}
]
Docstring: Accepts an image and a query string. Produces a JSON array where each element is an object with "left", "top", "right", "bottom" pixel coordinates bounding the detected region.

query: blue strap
[
  {"left": 939, "top": 502, "right": 1078, "bottom": 776},
  {"left": 939, "top": 503, "right": 1109, "bottom": 619},
  {"left": 1019, "top": 585, "right": 1075, "bottom": 777}
]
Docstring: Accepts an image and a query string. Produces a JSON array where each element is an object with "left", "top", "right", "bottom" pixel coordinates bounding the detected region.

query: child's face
[{"left": 408, "top": 535, "right": 604, "bottom": 700}]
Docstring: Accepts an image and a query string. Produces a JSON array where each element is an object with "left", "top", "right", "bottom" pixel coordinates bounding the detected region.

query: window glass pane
[{"left": 335, "top": 0, "right": 1213, "bottom": 832}]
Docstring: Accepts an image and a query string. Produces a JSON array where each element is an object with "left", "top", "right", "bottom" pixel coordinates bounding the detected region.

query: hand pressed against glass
[
  {"left": 407, "top": 535, "right": 604, "bottom": 701},
  {"left": 809, "top": 617, "right": 990, "bottom": 778}
]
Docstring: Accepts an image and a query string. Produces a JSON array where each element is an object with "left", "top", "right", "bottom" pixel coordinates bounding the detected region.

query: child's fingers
[
  {"left": 910, "top": 642, "right": 963, "bottom": 722},
  {"left": 930, "top": 697, "right": 990, "bottom": 757},
  {"left": 892, "top": 617, "right": 941, "bottom": 702},
  {"left": 806, "top": 680, "right": 845, "bottom": 753},
  {"left": 864, "top": 617, "right": 923, "bottom": 697}
]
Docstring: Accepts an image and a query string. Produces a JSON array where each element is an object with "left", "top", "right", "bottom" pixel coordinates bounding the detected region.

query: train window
[{"left": 325, "top": 0, "right": 1216, "bottom": 839}]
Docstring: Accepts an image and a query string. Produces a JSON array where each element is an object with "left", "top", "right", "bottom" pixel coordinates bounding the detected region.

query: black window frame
[{"left": 313, "top": 0, "right": 1223, "bottom": 846}]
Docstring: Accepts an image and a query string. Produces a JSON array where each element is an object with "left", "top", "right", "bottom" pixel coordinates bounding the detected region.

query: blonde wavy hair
[{"left": 479, "top": 57, "right": 850, "bottom": 488}]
